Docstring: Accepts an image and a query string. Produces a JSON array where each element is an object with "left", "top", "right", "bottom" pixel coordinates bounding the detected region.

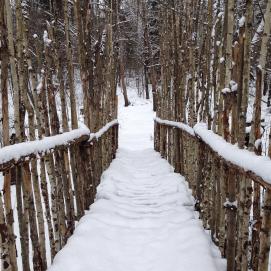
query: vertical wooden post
[
  {"left": 15, "top": 166, "right": 30, "bottom": 270},
  {"left": 236, "top": 175, "right": 252, "bottom": 271},
  {"left": 160, "top": 125, "right": 166, "bottom": 158},
  {"left": 154, "top": 122, "right": 160, "bottom": 152},
  {"left": 209, "top": 156, "right": 216, "bottom": 238},
  {"left": 225, "top": 168, "right": 237, "bottom": 271},
  {"left": 174, "top": 128, "right": 181, "bottom": 173},
  {"left": 196, "top": 140, "right": 204, "bottom": 212},
  {"left": 39, "top": 157, "right": 55, "bottom": 259},
  {"left": 116, "top": 123, "right": 119, "bottom": 152},
  {"left": 70, "top": 145, "right": 84, "bottom": 219},
  {"left": 219, "top": 163, "right": 227, "bottom": 257},
  {"left": 179, "top": 130, "right": 184, "bottom": 175},
  {"left": 214, "top": 157, "right": 221, "bottom": 243},
  {"left": 3, "top": 171, "right": 17, "bottom": 271},
  {"left": 31, "top": 160, "right": 47, "bottom": 268},
  {"left": 168, "top": 127, "right": 172, "bottom": 164},
  {"left": 258, "top": 189, "right": 271, "bottom": 271},
  {"left": 0, "top": 190, "right": 11, "bottom": 271},
  {"left": 22, "top": 162, "right": 43, "bottom": 271}
]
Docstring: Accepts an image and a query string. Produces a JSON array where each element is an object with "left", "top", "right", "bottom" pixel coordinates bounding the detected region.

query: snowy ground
[{"left": 48, "top": 87, "right": 225, "bottom": 271}]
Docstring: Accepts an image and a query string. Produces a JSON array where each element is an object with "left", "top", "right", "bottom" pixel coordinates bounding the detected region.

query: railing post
[
  {"left": 80, "top": 143, "right": 94, "bottom": 207},
  {"left": 160, "top": 124, "right": 166, "bottom": 158},
  {"left": 209, "top": 155, "right": 217, "bottom": 240},
  {"left": 56, "top": 148, "right": 75, "bottom": 240},
  {"left": 251, "top": 181, "right": 261, "bottom": 271},
  {"left": 0, "top": 191, "right": 11, "bottom": 271},
  {"left": 168, "top": 126, "right": 172, "bottom": 164},
  {"left": 70, "top": 145, "right": 84, "bottom": 219},
  {"left": 22, "top": 161, "right": 44, "bottom": 271},
  {"left": 54, "top": 153, "right": 69, "bottom": 247},
  {"left": 154, "top": 121, "right": 160, "bottom": 152},
  {"left": 196, "top": 140, "right": 204, "bottom": 210},
  {"left": 170, "top": 127, "right": 175, "bottom": 166},
  {"left": 213, "top": 156, "right": 221, "bottom": 243},
  {"left": 174, "top": 127, "right": 181, "bottom": 173},
  {"left": 225, "top": 167, "right": 237, "bottom": 271},
  {"left": 166, "top": 126, "right": 169, "bottom": 161},
  {"left": 201, "top": 151, "right": 212, "bottom": 228},
  {"left": 218, "top": 162, "right": 227, "bottom": 256},
  {"left": 2, "top": 170, "right": 17, "bottom": 271},
  {"left": 179, "top": 129, "right": 184, "bottom": 175},
  {"left": 258, "top": 189, "right": 271, "bottom": 271},
  {"left": 236, "top": 175, "right": 252, "bottom": 271},
  {"left": 114, "top": 123, "right": 119, "bottom": 157},
  {"left": 189, "top": 137, "right": 196, "bottom": 190},
  {"left": 88, "top": 142, "right": 96, "bottom": 204}
]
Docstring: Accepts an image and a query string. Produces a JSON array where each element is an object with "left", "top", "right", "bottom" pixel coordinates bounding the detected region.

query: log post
[
  {"left": 258, "top": 189, "right": 271, "bottom": 271},
  {"left": 196, "top": 140, "right": 204, "bottom": 212},
  {"left": 174, "top": 128, "right": 181, "bottom": 173},
  {"left": 225, "top": 167, "right": 237, "bottom": 271}
]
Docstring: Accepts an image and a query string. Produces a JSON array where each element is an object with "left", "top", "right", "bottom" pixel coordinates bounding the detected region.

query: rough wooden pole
[{"left": 225, "top": 168, "right": 237, "bottom": 271}]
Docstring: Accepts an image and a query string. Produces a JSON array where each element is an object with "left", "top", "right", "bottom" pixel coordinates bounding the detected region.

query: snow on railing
[
  {"left": 0, "top": 120, "right": 118, "bottom": 170},
  {"left": 154, "top": 117, "right": 271, "bottom": 186},
  {"left": 194, "top": 123, "right": 271, "bottom": 185},
  {"left": 154, "top": 117, "right": 195, "bottom": 136},
  {"left": 89, "top": 119, "right": 119, "bottom": 141},
  {"left": 0, "top": 125, "right": 90, "bottom": 165}
]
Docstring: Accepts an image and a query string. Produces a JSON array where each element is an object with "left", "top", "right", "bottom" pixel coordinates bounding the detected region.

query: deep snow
[{"left": 48, "top": 87, "right": 225, "bottom": 271}]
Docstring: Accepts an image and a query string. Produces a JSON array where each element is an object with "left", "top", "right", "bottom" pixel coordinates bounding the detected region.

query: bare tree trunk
[
  {"left": 3, "top": 173, "right": 17, "bottom": 271},
  {"left": 4, "top": 0, "right": 21, "bottom": 142},
  {"left": 0, "top": 191, "right": 11, "bottom": 271},
  {"left": 0, "top": 5, "right": 11, "bottom": 269},
  {"left": 119, "top": 42, "right": 130, "bottom": 107},
  {"left": 64, "top": 0, "right": 78, "bottom": 129},
  {"left": 0, "top": 2, "right": 9, "bottom": 147},
  {"left": 257, "top": 4, "right": 271, "bottom": 270}
]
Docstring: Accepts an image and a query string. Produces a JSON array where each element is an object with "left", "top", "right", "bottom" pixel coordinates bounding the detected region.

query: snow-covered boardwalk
[{"left": 48, "top": 94, "right": 224, "bottom": 271}]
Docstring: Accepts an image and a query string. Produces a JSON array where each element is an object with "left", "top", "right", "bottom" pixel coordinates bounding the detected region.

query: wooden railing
[
  {"left": 154, "top": 117, "right": 271, "bottom": 271},
  {"left": 0, "top": 121, "right": 118, "bottom": 271}
]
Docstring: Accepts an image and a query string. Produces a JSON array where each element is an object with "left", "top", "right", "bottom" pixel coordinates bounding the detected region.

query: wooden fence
[
  {"left": 0, "top": 121, "right": 118, "bottom": 271},
  {"left": 154, "top": 117, "right": 271, "bottom": 271}
]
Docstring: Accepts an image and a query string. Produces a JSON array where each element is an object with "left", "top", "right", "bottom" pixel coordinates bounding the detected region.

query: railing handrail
[
  {"left": 155, "top": 117, "right": 195, "bottom": 136},
  {"left": 89, "top": 119, "right": 119, "bottom": 141},
  {"left": 0, "top": 120, "right": 119, "bottom": 172},
  {"left": 154, "top": 117, "right": 271, "bottom": 189}
]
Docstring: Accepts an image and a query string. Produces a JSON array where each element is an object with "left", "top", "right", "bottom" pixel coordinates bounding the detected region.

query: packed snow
[{"left": 48, "top": 87, "right": 225, "bottom": 271}]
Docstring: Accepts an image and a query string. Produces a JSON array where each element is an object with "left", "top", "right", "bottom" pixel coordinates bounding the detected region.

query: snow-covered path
[{"left": 48, "top": 91, "right": 225, "bottom": 271}]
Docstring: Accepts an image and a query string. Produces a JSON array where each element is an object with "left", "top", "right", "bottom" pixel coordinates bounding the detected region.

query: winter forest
[{"left": 0, "top": 0, "right": 271, "bottom": 271}]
